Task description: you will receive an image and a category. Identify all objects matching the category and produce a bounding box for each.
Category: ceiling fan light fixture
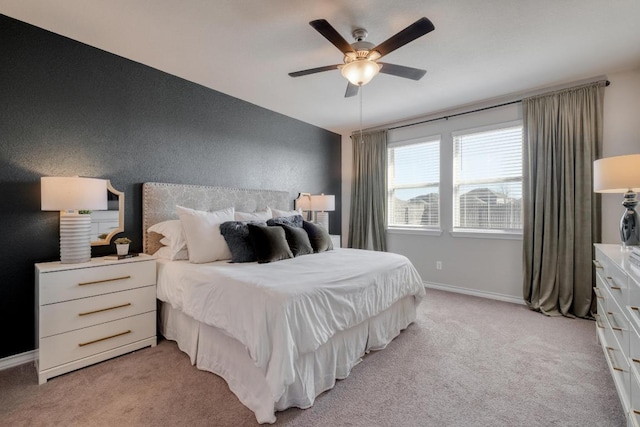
[340,59,381,86]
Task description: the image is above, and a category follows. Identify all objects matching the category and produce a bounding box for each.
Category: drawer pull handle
[634,409,640,416]
[78,330,131,347]
[606,312,623,331]
[633,358,640,365]
[605,346,625,372]
[594,314,605,329]
[633,306,639,311]
[78,303,132,317]
[78,275,131,286]
[606,276,622,291]
[593,260,603,269]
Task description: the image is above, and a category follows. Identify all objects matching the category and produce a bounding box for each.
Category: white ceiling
[2,0,640,135]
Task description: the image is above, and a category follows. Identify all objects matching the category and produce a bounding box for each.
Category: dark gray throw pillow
[247,224,293,263]
[267,214,303,228]
[302,221,333,253]
[281,224,313,257]
[220,220,266,263]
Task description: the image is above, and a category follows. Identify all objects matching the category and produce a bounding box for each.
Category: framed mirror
[91,180,124,246]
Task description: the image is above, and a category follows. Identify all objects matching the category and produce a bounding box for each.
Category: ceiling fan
[289,17,435,97]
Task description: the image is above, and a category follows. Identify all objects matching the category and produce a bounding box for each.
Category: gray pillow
[220,221,266,263]
[267,214,303,228]
[302,221,333,253]
[247,224,293,263]
[281,224,313,257]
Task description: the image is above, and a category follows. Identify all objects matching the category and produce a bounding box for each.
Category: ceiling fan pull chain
[360,85,364,143]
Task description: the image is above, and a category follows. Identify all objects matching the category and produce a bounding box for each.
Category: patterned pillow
[302,221,333,253]
[267,214,303,228]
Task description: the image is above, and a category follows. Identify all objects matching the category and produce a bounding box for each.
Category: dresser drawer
[39,285,156,338]
[630,275,640,329]
[631,372,640,425]
[603,326,631,412]
[39,260,155,305]
[595,252,629,312]
[630,323,640,376]
[38,311,155,371]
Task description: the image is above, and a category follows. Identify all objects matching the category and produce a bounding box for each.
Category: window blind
[453,123,523,231]
[388,138,440,228]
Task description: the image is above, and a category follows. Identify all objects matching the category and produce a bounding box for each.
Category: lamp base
[620,191,640,247]
[59,213,92,263]
[316,211,329,231]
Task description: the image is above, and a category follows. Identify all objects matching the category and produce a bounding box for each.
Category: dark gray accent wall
[0,15,341,359]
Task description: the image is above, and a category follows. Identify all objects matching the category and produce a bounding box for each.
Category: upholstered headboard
[142,182,291,255]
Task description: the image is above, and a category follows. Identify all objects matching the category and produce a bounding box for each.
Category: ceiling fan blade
[378,63,427,80]
[345,82,359,98]
[368,17,435,59]
[310,19,356,55]
[289,64,341,77]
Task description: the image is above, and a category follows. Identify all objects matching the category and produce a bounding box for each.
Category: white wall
[341,68,640,302]
[601,68,640,243]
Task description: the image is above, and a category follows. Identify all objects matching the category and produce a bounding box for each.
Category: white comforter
[157,248,425,402]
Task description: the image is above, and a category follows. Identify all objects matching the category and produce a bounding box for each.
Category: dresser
[35,254,157,384]
[594,244,640,426]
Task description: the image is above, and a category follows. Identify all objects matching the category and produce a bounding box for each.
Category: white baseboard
[424,281,525,305]
[0,349,37,371]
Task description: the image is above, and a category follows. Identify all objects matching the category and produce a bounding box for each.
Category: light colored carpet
[0,289,624,426]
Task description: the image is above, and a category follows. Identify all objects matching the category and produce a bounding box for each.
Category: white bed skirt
[159,296,418,424]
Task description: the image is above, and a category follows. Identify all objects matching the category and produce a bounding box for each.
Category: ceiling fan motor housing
[289,17,434,95]
[344,41,380,63]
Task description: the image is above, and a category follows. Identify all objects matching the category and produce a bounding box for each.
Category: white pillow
[153,246,189,261]
[177,205,234,263]
[235,208,272,222]
[270,207,302,218]
[148,220,187,259]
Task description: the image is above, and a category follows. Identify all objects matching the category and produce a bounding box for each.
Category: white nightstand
[330,234,341,248]
[35,254,157,384]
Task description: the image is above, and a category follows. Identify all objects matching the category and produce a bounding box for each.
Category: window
[453,122,523,232]
[387,137,440,229]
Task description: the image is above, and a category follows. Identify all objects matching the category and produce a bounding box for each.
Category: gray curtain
[348,130,387,251]
[523,81,605,317]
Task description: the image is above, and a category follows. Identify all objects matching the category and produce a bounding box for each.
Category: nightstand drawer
[38,311,155,371]
[39,286,156,338]
[39,261,155,305]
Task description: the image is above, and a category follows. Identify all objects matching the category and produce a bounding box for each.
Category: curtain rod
[388,80,610,132]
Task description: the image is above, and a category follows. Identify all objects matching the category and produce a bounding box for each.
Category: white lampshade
[594,154,640,247]
[41,177,108,263]
[593,154,640,193]
[41,177,108,211]
[340,60,381,86]
[310,194,335,212]
[294,193,312,211]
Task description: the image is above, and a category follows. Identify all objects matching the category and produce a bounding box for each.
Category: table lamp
[310,194,335,231]
[294,192,312,221]
[594,154,640,247]
[41,177,108,263]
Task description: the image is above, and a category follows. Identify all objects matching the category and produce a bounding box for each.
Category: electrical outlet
[436,261,442,270]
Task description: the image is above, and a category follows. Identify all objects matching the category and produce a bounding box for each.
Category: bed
[142,182,425,424]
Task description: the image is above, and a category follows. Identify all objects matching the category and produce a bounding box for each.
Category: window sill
[387,228,443,236]
[449,229,523,240]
